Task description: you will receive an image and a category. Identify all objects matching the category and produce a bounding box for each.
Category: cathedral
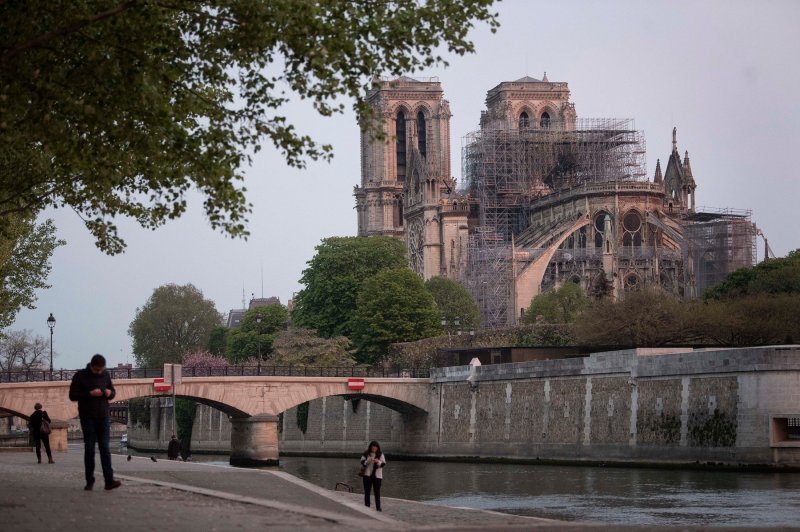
[354,75,761,328]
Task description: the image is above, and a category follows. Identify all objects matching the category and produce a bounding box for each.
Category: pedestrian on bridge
[29,403,54,464]
[69,354,121,491]
[360,440,386,512]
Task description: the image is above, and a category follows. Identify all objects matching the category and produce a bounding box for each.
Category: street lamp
[46,313,56,373]
[255,313,263,374]
[441,315,475,348]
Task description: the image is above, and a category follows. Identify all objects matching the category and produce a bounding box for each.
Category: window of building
[417,111,427,158]
[396,111,406,181]
[622,211,643,247]
[771,417,800,446]
[540,112,551,129]
[519,112,529,129]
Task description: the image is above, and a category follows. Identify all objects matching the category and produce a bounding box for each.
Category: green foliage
[128,284,222,367]
[207,326,228,357]
[517,324,576,346]
[226,305,288,363]
[296,401,309,434]
[350,268,440,364]
[574,289,697,346]
[292,236,407,338]
[0,215,64,329]
[175,398,197,459]
[424,277,480,333]
[691,294,800,346]
[521,282,588,325]
[128,398,151,428]
[0,1,499,253]
[269,328,355,367]
[590,272,614,300]
[703,250,800,300]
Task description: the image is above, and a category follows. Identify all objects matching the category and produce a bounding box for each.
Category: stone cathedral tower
[354,76,468,280]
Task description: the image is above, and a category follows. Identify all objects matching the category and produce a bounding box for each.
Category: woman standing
[360,440,386,511]
[29,403,54,464]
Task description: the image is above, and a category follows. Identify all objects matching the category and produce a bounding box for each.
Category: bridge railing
[0,366,430,383]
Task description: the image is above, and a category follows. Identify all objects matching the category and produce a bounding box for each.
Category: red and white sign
[347,378,365,391]
[153,377,171,392]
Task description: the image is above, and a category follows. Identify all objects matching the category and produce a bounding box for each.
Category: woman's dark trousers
[363,476,382,510]
[33,430,52,462]
[80,417,114,485]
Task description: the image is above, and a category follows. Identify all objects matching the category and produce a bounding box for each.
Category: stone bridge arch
[0,376,431,466]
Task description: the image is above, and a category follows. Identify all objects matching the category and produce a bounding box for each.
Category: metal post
[46,313,56,374]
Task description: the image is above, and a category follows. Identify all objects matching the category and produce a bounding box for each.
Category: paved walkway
[2,446,770,531]
[0,445,573,531]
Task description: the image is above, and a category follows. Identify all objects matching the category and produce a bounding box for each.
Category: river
[117,447,800,527]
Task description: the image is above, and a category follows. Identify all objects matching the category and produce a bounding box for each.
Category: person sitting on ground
[29,403,54,464]
[167,435,182,460]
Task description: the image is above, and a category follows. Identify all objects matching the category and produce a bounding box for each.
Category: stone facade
[355,75,760,327]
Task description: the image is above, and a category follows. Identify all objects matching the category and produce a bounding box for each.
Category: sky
[11,0,800,370]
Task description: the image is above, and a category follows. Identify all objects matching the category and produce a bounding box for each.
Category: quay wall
[131,346,800,467]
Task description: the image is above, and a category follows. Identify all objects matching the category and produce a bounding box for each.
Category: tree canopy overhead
[1,1,499,253]
[424,276,480,333]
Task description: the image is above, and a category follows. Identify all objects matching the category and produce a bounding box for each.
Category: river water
[118,448,800,527]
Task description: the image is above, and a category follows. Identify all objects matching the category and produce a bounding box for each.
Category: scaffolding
[683,207,758,295]
[462,118,648,327]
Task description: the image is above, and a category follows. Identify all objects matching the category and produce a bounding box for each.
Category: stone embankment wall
[128,398,233,453]
[284,346,800,467]
[132,346,800,467]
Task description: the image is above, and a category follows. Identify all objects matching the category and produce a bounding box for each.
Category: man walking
[69,354,121,491]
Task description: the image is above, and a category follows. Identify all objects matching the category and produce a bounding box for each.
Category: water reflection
[276,457,800,527]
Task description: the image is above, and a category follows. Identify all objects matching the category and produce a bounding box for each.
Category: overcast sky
[11,0,799,370]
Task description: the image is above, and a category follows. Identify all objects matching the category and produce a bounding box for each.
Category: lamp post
[255,312,263,374]
[441,315,475,349]
[46,313,56,374]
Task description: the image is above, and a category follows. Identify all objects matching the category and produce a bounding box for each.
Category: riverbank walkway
[0,445,575,531]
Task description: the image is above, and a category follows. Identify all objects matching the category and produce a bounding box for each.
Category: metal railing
[0,366,430,383]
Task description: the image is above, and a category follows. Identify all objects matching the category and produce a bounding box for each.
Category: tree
[350,268,440,364]
[703,250,800,300]
[521,282,588,325]
[1,2,499,254]
[292,236,407,338]
[226,305,288,363]
[269,328,355,367]
[207,325,228,357]
[0,215,64,329]
[424,276,480,333]
[0,329,50,371]
[691,294,800,346]
[574,289,697,347]
[128,284,222,367]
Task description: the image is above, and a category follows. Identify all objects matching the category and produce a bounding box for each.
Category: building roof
[514,75,541,83]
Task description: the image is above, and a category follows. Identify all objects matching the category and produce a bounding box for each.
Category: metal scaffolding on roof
[462,118,648,327]
[682,207,758,295]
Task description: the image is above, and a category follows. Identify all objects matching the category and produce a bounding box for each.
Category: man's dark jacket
[69,364,116,419]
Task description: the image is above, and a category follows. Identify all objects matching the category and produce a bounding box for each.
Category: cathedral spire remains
[654,159,663,183]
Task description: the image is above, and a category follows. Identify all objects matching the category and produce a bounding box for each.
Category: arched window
[540,112,551,129]
[396,111,406,181]
[519,112,529,129]
[417,111,427,158]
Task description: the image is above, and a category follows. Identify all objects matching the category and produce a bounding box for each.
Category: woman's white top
[360,453,387,479]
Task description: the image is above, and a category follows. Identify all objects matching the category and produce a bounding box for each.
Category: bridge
[0,366,432,465]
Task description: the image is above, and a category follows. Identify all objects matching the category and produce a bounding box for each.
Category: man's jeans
[80,417,113,485]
